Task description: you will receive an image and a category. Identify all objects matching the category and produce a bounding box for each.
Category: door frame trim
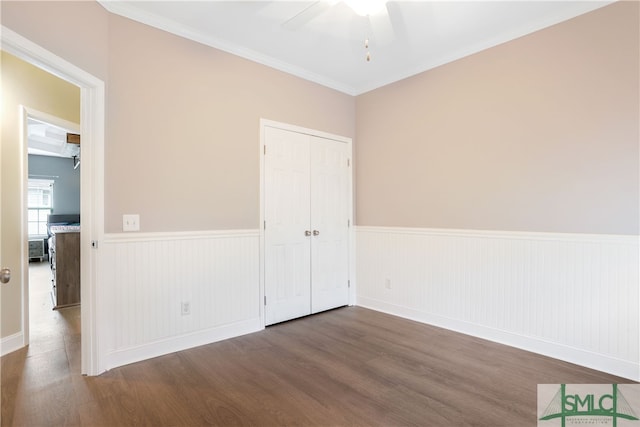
[1,26,106,375]
[259,119,354,327]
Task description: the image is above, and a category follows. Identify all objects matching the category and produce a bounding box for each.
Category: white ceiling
[99,1,613,95]
[28,118,80,158]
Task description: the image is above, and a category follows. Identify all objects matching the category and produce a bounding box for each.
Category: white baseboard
[358,296,639,381]
[100,230,261,371]
[1,332,25,357]
[356,226,639,381]
[105,317,262,370]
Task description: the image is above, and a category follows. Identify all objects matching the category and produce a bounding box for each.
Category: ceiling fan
[282,0,398,52]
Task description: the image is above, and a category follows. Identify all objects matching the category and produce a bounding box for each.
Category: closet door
[264,127,312,325]
[310,137,350,313]
[264,125,351,326]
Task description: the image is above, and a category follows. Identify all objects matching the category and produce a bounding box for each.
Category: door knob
[0,268,11,284]
[305,230,312,237]
[313,230,320,236]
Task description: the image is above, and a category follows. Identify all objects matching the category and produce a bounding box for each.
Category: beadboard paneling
[101,230,261,369]
[356,226,640,380]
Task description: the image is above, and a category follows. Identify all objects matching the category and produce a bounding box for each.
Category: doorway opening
[26,113,82,370]
[2,26,105,375]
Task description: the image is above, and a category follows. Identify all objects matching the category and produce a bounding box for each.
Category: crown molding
[98,1,359,95]
[99,1,614,97]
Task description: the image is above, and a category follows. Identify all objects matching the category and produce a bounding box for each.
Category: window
[28,179,54,237]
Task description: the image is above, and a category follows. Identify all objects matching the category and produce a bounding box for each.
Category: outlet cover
[181,301,191,316]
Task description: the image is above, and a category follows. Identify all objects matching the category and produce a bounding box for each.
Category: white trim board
[106,317,261,370]
[24,107,80,134]
[0,332,24,357]
[103,229,259,243]
[355,226,640,381]
[1,26,106,376]
[358,297,639,381]
[98,1,355,95]
[356,225,639,243]
[97,1,614,96]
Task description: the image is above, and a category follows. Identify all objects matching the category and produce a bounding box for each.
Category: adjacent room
[1,0,638,425]
[27,114,82,361]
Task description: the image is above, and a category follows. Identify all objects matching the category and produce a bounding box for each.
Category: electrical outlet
[385,278,392,290]
[122,214,140,232]
[181,301,191,316]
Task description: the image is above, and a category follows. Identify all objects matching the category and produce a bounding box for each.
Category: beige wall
[2,2,354,235]
[2,1,355,232]
[355,1,639,235]
[0,51,80,337]
[7,1,634,236]
[106,14,355,232]
[1,1,109,81]
[1,1,355,340]
[2,1,637,344]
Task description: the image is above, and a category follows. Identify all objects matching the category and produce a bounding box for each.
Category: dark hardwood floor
[2,297,634,426]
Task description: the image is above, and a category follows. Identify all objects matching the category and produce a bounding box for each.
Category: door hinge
[347,158,350,167]
[264,145,266,155]
[91,240,98,249]
[348,280,351,288]
[348,219,350,227]
[264,220,266,230]
[264,295,267,305]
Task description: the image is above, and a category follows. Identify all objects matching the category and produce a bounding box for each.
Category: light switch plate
[122,214,140,232]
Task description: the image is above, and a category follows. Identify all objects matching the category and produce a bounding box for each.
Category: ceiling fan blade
[369,3,396,46]
[282,1,337,31]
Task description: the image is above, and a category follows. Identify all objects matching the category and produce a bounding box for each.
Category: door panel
[310,137,349,313]
[264,127,350,325]
[264,127,311,325]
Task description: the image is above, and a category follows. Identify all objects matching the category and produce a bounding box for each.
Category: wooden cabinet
[50,232,80,309]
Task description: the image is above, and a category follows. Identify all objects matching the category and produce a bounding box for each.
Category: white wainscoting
[100,230,261,370]
[356,226,640,381]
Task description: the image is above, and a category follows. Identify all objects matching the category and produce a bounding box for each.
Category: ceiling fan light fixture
[343,0,388,16]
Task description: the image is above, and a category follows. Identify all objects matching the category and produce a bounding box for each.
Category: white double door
[264,126,350,326]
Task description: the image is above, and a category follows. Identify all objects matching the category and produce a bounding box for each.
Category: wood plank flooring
[2,301,635,426]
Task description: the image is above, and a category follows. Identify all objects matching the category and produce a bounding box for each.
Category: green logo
[539,384,639,427]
